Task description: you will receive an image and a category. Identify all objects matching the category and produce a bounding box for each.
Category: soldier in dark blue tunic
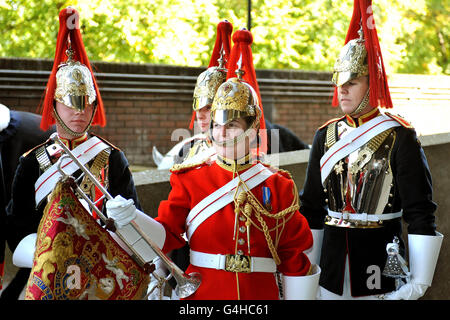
[3,8,141,300]
[300,0,443,300]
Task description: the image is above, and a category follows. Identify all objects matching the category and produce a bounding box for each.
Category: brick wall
[1,58,339,166]
[93,95,195,166]
[273,100,342,143]
[2,58,448,166]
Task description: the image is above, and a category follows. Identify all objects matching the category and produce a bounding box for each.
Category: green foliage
[0,0,447,75]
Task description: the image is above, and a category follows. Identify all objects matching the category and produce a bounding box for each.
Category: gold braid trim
[366,128,394,152]
[80,148,111,199]
[235,169,300,266]
[325,121,337,149]
[170,159,208,173]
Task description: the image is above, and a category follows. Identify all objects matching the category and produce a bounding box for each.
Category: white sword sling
[185,163,274,240]
[185,163,278,274]
[34,136,110,206]
[320,114,401,185]
[319,114,402,222]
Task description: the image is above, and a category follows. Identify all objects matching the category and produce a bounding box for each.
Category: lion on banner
[24,178,149,300]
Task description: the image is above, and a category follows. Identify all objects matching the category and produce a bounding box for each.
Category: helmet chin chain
[349,88,370,117]
[53,106,95,138]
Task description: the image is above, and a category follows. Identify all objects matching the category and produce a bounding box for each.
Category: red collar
[58,133,88,150]
[345,108,380,128]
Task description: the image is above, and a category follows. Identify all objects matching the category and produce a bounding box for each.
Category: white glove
[107,196,166,263]
[382,282,428,300]
[13,233,37,268]
[304,229,323,266]
[283,264,321,300]
[106,195,137,229]
[381,232,443,300]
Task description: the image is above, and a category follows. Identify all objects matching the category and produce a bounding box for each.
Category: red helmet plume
[332,0,393,109]
[39,7,106,131]
[189,20,233,129]
[226,28,266,130]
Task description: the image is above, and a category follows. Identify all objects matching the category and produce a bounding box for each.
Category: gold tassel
[244,202,252,254]
[233,190,247,240]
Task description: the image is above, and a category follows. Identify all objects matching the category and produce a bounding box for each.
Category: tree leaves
[0,0,447,75]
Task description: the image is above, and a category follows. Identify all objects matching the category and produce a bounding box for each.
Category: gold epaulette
[318,115,346,130]
[91,134,120,150]
[170,159,209,174]
[275,167,295,181]
[385,112,414,129]
[22,138,52,158]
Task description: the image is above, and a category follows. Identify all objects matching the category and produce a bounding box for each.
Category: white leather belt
[327,209,403,222]
[190,250,277,273]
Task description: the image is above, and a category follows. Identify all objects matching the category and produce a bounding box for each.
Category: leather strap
[320,115,400,185]
[34,136,109,206]
[327,209,403,222]
[185,163,274,240]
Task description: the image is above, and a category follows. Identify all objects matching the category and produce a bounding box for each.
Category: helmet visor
[193,95,213,111]
[211,109,252,126]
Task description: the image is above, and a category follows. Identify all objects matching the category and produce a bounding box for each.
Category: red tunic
[156,161,312,300]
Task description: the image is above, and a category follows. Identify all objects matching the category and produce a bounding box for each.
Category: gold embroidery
[225,254,251,273]
[33,232,76,287]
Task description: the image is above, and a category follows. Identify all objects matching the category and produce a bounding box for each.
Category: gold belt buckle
[225,254,251,273]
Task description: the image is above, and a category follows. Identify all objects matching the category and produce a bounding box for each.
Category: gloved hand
[381,282,428,300]
[106,195,137,229]
[381,232,443,300]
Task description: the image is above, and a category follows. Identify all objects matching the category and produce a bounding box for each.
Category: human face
[55,101,94,139]
[337,76,371,117]
[212,118,252,160]
[196,104,211,133]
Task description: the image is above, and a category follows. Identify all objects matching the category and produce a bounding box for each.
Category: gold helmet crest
[211,76,260,128]
[192,65,227,111]
[332,27,368,87]
[54,49,97,112]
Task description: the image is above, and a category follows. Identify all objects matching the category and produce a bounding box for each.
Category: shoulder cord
[233,168,299,265]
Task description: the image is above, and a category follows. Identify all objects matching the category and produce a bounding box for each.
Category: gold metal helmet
[54,48,97,112]
[211,65,261,129]
[332,27,368,87]
[192,66,227,111]
[192,51,227,111]
[210,74,261,148]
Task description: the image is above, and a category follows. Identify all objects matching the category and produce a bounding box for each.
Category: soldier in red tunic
[7,7,145,300]
[107,28,320,300]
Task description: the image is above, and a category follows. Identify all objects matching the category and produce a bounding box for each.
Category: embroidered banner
[25,178,149,300]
